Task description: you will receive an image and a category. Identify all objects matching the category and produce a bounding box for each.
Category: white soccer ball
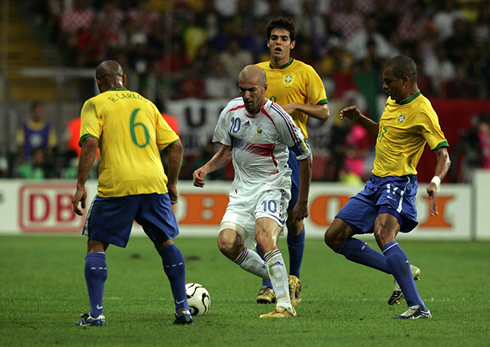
[185,283,211,316]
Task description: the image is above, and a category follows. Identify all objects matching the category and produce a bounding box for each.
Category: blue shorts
[83,193,179,248]
[287,147,300,211]
[336,174,419,234]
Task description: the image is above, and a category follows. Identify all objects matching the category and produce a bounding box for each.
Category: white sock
[264,249,290,308]
[234,248,270,280]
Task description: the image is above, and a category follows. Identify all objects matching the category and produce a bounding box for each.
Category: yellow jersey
[80,86,179,197]
[257,58,328,138]
[373,92,448,177]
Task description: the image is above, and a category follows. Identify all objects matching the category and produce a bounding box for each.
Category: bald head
[239,65,267,85]
[238,65,268,114]
[95,60,125,92]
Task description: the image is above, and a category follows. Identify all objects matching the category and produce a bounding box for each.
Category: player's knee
[373,226,395,248]
[217,229,238,259]
[286,217,303,235]
[153,236,172,252]
[324,219,350,250]
[324,228,338,250]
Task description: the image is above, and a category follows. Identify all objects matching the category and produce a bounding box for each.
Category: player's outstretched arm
[282,103,330,121]
[340,106,379,136]
[193,145,232,188]
[73,136,98,216]
[427,147,451,216]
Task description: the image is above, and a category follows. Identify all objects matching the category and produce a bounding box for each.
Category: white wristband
[431,176,441,191]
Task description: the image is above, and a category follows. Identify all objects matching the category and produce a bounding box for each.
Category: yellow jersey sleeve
[80,99,102,143]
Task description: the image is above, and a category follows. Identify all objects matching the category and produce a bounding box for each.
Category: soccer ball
[185,283,211,316]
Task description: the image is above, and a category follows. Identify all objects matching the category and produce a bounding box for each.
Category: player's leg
[375,211,430,319]
[255,245,275,304]
[218,224,270,280]
[256,151,304,304]
[255,189,296,318]
[81,239,108,326]
[325,197,391,274]
[285,151,305,279]
[156,238,192,325]
[256,217,296,318]
[76,195,136,326]
[137,193,192,325]
[375,176,426,311]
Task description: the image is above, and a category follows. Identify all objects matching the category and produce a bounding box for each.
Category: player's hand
[427,183,438,216]
[72,186,87,216]
[291,202,308,221]
[167,183,178,205]
[340,106,362,122]
[193,168,207,188]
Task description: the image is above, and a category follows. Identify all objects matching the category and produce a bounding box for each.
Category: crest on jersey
[398,114,406,123]
[254,125,263,141]
[283,73,295,87]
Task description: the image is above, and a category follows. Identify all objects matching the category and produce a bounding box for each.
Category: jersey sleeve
[420,107,449,150]
[212,103,232,146]
[79,99,102,144]
[305,64,328,105]
[274,103,311,160]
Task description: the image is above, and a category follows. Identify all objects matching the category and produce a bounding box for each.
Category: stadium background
[0,0,489,238]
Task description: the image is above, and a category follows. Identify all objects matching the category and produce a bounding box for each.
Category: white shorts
[220,188,290,249]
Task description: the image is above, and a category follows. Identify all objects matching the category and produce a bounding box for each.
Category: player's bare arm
[166,139,184,205]
[193,145,232,188]
[340,106,379,136]
[427,147,451,216]
[282,103,330,121]
[73,136,98,216]
[290,155,312,221]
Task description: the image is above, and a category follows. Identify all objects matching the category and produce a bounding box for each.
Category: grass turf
[0,235,489,346]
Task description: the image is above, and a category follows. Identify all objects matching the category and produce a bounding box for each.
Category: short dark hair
[31,101,43,110]
[385,55,417,81]
[267,17,297,42]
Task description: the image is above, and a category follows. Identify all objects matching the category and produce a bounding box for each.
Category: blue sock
[336,238,391,273]
[382,241,427,311]
[159,244,189,311]
[85,252,107,318]
[256,246,272,288]
[287,228,305,278]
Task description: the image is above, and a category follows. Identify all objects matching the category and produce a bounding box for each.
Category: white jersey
[213,98,310,196]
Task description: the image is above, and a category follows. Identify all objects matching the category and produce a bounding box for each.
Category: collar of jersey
[269,58,294,69]
[398,91,421,105]
[107,86,127,91]
[26,118,47,129]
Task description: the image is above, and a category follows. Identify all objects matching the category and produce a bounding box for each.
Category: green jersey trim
[107,86,127,91]
[433,141,449,150]
[269,58,294,69]
[399,91,421,105]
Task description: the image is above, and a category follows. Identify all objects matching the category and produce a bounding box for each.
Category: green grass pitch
[0,235,489,346]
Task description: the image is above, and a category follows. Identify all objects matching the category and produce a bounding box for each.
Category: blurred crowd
[29,0,490,100]
[4,0,489,182]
